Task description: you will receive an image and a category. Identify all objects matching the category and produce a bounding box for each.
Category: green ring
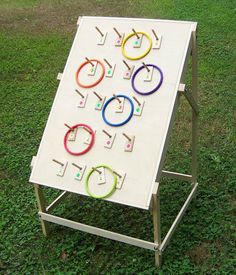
[85,165,117,199]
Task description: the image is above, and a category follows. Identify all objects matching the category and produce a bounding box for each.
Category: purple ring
[131,64,163,95]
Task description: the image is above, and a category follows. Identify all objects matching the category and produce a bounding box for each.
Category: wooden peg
[132,96,141,106]
[83,127,92,135]
[85,57,94,67]
[123,60,131,70]
[132,28,140,39]
[113,170,122,178]
[152,29,159,40]
[64,123,73,130]
[75,89,84,98]
[103,58,112,69]
[52,159,64,166]
[72,162,82,170]
[92,167,102,174]
[142,62,150,72]
[113,27,121,38]
[95,26,104,37]
[102,129,112,138]
[122,133,131,142]
[113,94,121,103]
[93,91,102,101]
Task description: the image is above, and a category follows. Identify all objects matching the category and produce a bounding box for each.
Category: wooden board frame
[31,17,198,267]
[30,16,197,210]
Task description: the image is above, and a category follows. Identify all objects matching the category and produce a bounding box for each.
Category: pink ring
[64,124,95,156]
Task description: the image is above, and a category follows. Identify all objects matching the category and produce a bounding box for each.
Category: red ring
[64,124,95,156]
[75,59,105,88]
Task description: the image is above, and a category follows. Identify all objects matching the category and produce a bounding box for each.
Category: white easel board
[30,16,196,210]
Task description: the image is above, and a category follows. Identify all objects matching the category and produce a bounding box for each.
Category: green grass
[0,0,235,274]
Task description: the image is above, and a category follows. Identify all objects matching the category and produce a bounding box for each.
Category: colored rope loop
[85,165,117,199]
[75,59,105,88]
[102,95,134,127]
[131,64,164,95]
[64,124,95,156]
[121,31,152,60]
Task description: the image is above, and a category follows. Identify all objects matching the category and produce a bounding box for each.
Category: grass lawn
[0,0,235,274]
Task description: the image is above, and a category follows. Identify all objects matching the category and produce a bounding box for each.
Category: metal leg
[34,184,50,236]
[152,183,161,267]
[191,30,198,186]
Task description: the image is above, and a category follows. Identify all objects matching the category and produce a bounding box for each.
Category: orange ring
[75,59,105,88]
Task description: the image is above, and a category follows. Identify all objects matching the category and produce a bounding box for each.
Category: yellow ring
[121,31,152,60]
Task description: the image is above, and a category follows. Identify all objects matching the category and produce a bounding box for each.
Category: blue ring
[131,64,164,95]
[102,95,134,127]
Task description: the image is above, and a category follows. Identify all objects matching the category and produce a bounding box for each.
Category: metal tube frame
[33,29,198,268]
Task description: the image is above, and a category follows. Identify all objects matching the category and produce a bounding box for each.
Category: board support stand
[31,25,198,268]
[34,184,50,237]
[152,183,161,267]
[191,29,198,187]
